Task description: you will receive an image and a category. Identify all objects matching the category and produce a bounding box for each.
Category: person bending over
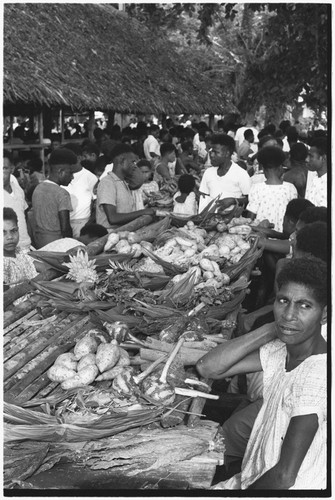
[96,144,154,231]
[197,257,327,490]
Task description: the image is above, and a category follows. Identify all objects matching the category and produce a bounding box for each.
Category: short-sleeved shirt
[32,180,72,236]
[3,249,38,286]
[247,181,297,232]
[173,191,198,216]
[96,172,135,230]
[198,162,251,213]
[64,168,97,221]
[143,135,160,161]
[4,177,31,250]
[305,172,327,207]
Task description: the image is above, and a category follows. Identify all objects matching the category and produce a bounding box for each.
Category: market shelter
[4,212,262,490]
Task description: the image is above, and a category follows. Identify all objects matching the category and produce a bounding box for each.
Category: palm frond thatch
[4,4,232,114]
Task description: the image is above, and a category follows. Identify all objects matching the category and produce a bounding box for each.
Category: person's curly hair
[276,257,327,306]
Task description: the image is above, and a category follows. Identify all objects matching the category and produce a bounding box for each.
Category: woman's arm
[248,414,319,489]
[196,322,276,379]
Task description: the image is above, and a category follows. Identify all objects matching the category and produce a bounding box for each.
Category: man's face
[59,165,74,186]
[3,219,19,256]
[139,165,152,182]
[248,133,255,144]
[3,157,12,185]
[307,147,324,172]
[274,282,326,346]
[167,150,176,163]
[210,144,231,167]
[122,153,139,177]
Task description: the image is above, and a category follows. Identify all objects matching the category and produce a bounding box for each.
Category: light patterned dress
[214,339,327,490]
[247,181,297,231]
[3,248,38,305]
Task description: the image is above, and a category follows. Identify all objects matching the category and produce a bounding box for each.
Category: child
[173,174,197,216]
[3,208,39,300]
[246,146,297,232]
[137,160,159,204]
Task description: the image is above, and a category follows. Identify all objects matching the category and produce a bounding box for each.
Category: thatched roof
[4,3,231,114]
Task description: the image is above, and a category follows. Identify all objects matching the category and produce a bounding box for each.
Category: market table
[4,309,225,490]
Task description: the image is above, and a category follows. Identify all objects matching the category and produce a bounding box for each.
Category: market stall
[4,209,263,490]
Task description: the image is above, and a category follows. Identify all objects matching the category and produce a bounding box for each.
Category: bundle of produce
[104,217,170,252]
[106,260,170,291]
[139,246,186,276]
[4,401,164,443]
[158,303,206,343]
[158,266,201,307]
[190,274,250,309]
[147,191,173,208]
[223,236,263,280]
[206,289,247,320]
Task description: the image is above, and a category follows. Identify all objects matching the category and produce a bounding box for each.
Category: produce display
[8,213,264,445]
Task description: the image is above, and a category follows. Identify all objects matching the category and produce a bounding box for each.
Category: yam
[47,365,77,383]
[54,353,77,371]
[77,353,96,371]
[61,365,98,390]
[74,333,98,361]
[95,365,126,382]
[116,348,131,367]
[96,343,120,373]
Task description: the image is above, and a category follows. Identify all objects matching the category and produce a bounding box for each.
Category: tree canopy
[126,3,329,115]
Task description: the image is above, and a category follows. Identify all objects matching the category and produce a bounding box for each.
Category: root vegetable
[131,243,142,258]
[47,365,77,383]
[61,364,98,390]
[115,240,132,254]
[113,355,167,396]
[104,233,120,252]
[54,353,77,371]
[216,222,228,232]
[210,260,222,279]
[199,258,214,273]
[203,270,214,280]
[77,353,96,371]
[96,343,120,373]
[218,245,230,257]
[228,225,252,236]
[95,365,126,382]
[74,333,98,361]
[117,347,131,367]
[140,241,153,252]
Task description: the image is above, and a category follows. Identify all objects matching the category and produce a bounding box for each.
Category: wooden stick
[160,337,185,384]
[175,388,218,400]
[134,354,167,384]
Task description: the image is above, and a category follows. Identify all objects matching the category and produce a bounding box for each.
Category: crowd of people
[3,115,328,489]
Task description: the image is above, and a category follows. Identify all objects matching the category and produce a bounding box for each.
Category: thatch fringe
[4,4,232,114]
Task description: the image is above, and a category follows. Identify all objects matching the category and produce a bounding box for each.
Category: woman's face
[274,281,326,346]
[3,219,19,256]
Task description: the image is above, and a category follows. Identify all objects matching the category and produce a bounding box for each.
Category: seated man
[96,144,154,231]
[31,148,76,248]
[198,257,327,490]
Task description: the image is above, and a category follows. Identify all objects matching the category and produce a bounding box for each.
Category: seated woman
[3,208,41,302]
[197,257,327,490]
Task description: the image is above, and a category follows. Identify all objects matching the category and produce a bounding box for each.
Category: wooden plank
[4,312,73,360]
[4,309,38,335]
[4,315,89,389]
[5,317,94,403]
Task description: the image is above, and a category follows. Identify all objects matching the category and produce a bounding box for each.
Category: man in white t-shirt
[305,137,327,207]
[198,134,251,213]
[3,151,31,250]
[63,144,98,237]
[235,124,259,152]
[143,125,160,161]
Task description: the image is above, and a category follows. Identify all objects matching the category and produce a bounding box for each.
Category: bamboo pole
[38,109,45,173]
[60,108,64,143]
[88,110,95,141]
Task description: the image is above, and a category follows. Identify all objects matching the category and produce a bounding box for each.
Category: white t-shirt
[193,133,207,159]
[143,135,160,161]
[4,177,31,250]
[64,168,97,221]
[247,181,297,232]
[305,172,327,207]
[198,162,251,213]
[235,126,259,146]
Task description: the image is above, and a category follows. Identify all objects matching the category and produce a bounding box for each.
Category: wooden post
[88,110,95,141]
[60,108,65,143]
[9,115,13,142]
[208,113,214,131]
[38,110,45,172]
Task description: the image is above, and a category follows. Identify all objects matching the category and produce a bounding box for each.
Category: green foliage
[126,3,329,112]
